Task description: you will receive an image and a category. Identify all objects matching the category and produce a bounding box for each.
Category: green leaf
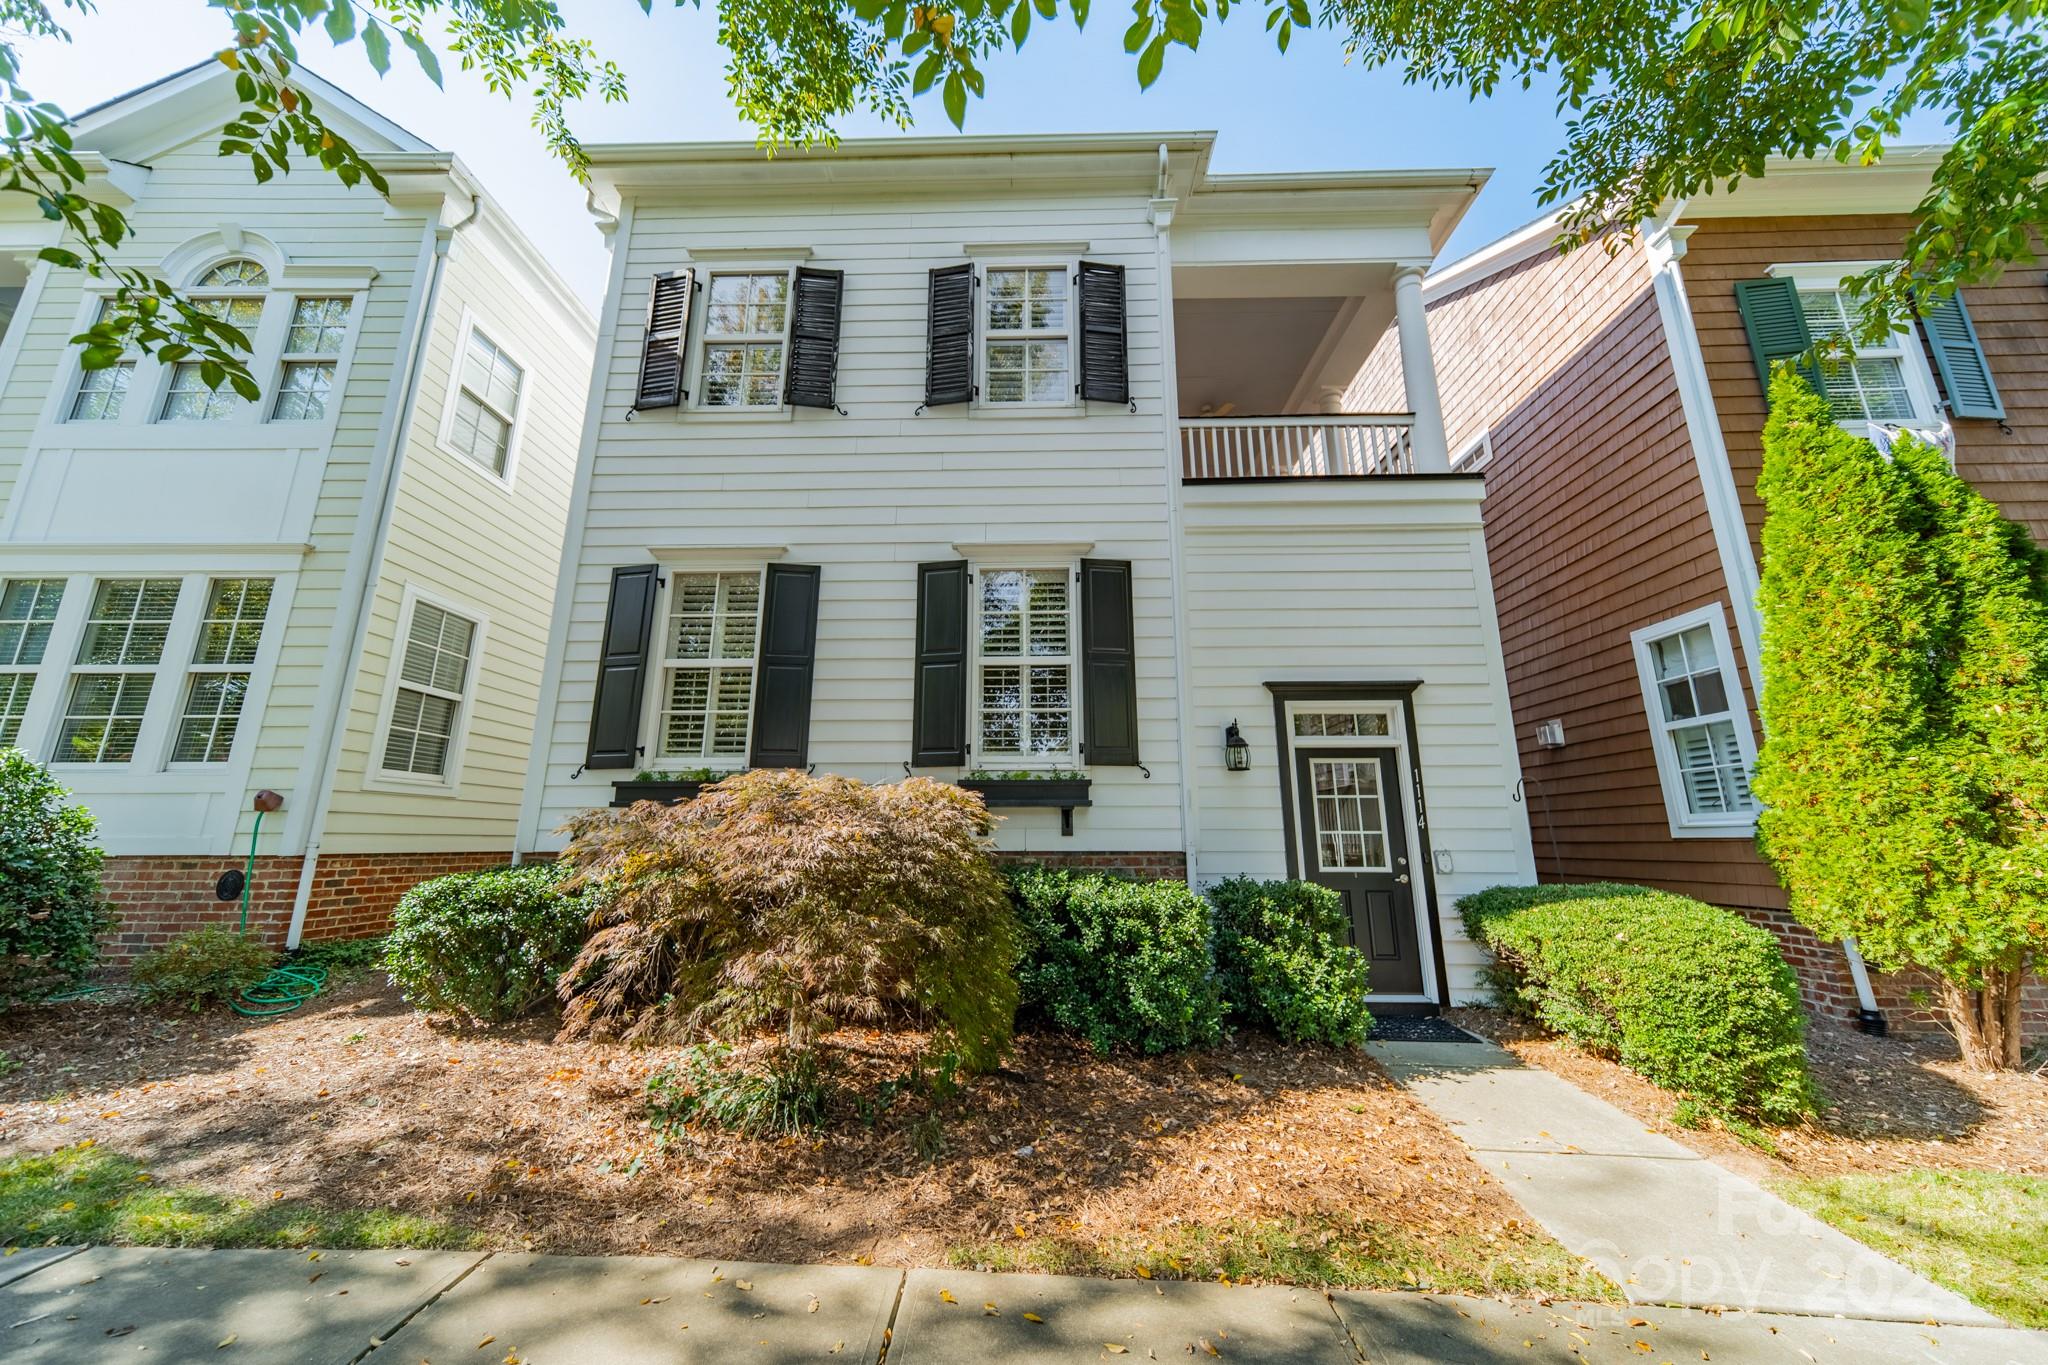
[1033,0,1056,16]
[912,51,944,96]
[37,247,82,270]
[325,0,356,43]
[1275,19,1289,51]
[361,20,391,75]
[1123,14,1152,51]
[230,372,262,402]
[1011,0,1031,46]
[1137,33,1167,87]
[942,69,967,128]
[1072,0,1090,25]
[1288,0,1309,26]
[401,30,443,86]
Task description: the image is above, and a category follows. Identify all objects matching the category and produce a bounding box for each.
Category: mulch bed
[0,984,1562,1276]
[1445,1006,2048,1182]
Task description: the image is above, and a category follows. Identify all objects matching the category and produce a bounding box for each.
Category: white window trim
[1629,603,1761,839]
[638,561,766,772]
[163,577,280,770]
[435,305,530,491]
[263,291,367,428]
[48,575,192,769]
[689,265,796,414]
[967,559,1083,771]
[364,583,489,795]
[1451,430,1493,473]
[1766,261,1946,437]
[972,258,1082,415]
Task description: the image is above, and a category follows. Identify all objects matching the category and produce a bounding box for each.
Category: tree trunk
[1940,968,2028,1071]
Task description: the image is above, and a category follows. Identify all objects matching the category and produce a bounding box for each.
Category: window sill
[966,403,1088,420]
[362,770,460,797]
[1665,814,1759,840]
[681,405,796,423]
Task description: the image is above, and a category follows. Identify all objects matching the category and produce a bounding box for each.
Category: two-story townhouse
[0,63,595,957]
[1349,147,2045,1036]
[517,133,1537,1013]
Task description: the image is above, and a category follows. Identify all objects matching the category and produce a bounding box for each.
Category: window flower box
[609,770,729,808]
[958,772,1092,835]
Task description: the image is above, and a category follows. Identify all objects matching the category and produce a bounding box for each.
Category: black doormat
[1369,1015,1480,1043]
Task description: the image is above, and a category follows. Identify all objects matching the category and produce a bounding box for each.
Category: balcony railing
[1180,414,1415,481]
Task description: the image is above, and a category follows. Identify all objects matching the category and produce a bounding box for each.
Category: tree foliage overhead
[6,0,2041,388]
[1751,369,2048,1070]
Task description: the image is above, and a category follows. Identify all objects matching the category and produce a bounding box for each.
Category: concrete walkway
[6,1246,2046,1363]
[1370,1038,2004,1325]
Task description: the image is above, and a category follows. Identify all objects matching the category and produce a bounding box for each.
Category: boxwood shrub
[1009,867,1223,1054]
[0,750,115,1004]
[1459,882,1814,1122]
[1208,876,1372,1046]
[385,863,600,1022]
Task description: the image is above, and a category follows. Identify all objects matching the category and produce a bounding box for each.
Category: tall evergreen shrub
[0,750,114,1003]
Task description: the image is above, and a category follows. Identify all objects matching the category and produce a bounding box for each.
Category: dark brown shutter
[1920,292,2004,420]
[924,264,975,407]
[1732,276,1824,401]
[748,564,821,769]
[585,563,660,770]
[785,268,845,410]
[1077,260,1128,404]
[1079,558,1139,766]
[910,560,969,765]
[634,269,694,410]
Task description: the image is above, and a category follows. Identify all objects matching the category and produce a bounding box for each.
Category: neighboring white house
[0,63,594,955]
[518,133,1536,1011]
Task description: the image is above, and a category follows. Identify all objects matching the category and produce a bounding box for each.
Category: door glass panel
[1308,758,1391,871]
[1293,710,1392,737]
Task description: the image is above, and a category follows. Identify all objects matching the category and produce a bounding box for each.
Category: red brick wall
[100,852,510,961]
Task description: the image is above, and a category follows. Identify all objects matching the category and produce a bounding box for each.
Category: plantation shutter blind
[748,563,822,769]
[1919,292,2004,420]
[784,268,845,410]
[1078,558,1140,766]
[1076,260,1129,404]
[585,563,661,769]
[1732,277,1824,402]
[924,264,976,407]
[634,270,695,410]
[1676,721,1753,815]
[910,560,969,765]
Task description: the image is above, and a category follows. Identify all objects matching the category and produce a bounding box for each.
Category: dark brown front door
[1292,747,1424,997]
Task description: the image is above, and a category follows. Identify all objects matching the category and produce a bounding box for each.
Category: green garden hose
[226,804,328,1017]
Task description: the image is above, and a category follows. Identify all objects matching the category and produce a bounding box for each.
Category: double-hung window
[654,571,761,763]
[699,272,790,408]
[55,578,181,764]
[273,297,350,421]
[983,266,1070,405]
[0,578,64,747]
[1631,606,1759,834]
[380,599,478,781]
[68,299,134,422]
[446,327,523,475]
[1773,267,1943,430]
[162,259,267,422]
[171,578,273,763]
[974,566,1076,763]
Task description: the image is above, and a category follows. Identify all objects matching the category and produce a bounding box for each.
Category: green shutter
[1920,292,2005,421]
[1732,277,1823,401]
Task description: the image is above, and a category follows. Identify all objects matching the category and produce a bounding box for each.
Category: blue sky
[16,2,1778,305]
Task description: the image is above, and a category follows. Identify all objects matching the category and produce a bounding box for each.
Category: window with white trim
[272,296,350,421]
[654,571,761,763]
[0,577,65,748]
[973,566,1076,763]
[380,600,476,778]
[983,266,1070,405]
[1632,608,1758,831]
[170,578,273,763]
[446,327,523,474]
[698,271,790,408]
[161,261,267,422]
[68,299,134,422]
[54,578,181,764]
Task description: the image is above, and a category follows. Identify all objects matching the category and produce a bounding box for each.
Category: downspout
[1151,142,1199,883]
[284,186,481,948]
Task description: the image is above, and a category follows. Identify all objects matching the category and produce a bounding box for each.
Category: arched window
[195,258,268,289]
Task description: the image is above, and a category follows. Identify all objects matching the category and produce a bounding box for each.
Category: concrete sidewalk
[1370,1038,2003,1325]
[5,1245,2046,1363]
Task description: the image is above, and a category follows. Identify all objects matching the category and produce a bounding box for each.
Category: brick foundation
[100,852,510,961]
[993,850,1189,880]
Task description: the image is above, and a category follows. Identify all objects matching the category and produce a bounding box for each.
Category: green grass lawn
[1772,1168,2048,1329]
[0,1144,479,1253]
[950,1215,1616,1300]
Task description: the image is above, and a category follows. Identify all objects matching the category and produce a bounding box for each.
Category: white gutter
[1151,144,1200,883]
[283,181,481,948]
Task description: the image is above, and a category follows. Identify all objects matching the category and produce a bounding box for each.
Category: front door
[1292,748,1424,997]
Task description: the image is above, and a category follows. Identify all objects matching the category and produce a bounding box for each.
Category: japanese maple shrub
[557,771,1018,1077]
[1461,882,1813,1122]
[384,863,601,1023]
[1208,876,1372,1046]
[0,750,114,1004]
[1753,371,2048,1070]
[1009,867,1224,1054]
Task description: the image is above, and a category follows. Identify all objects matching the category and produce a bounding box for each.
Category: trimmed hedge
[1009,867,1223,1054]
[1459,882,1814,1122]
[385,863,600,1022]
[1209,876,1372,1046]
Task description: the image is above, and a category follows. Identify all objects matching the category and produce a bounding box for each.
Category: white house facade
[518,134,1535,1010]
[0,64,594,955]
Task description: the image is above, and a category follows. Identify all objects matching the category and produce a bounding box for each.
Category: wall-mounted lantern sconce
[1224,719,1251,771]
[1535,719,1566,749]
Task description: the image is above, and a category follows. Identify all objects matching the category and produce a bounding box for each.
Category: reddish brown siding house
[1349,149,2045,1036]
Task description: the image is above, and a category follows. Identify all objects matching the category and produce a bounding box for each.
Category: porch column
[1393,264,1450,472]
